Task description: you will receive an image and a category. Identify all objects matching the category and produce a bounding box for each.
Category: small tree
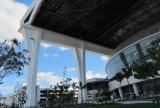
[132,62,159,96]
[146,36,160,106]
[122,68,133,100]
[96,78,110,106]
[145,62,159,78]
[56,65,75,107]
[146,37,160,67]
[40,65,76,107]
[114,72,124,100]
[72,82,77,105]
[53,77,75,107]
[145,62,159,96]
[11,83,27,108]
[42,89,50,107]
[77,81,87,105]
[132,63,147,96]
[0,39,28,83]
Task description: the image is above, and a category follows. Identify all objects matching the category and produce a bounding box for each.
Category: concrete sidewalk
[118,100,152,104]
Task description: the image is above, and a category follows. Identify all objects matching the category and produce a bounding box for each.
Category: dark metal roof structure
[30,0,160,49]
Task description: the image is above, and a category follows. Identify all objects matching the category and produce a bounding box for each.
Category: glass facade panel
[87,82,101,90]
[106,35,160,79]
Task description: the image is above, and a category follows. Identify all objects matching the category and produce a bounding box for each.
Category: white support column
[73,47,82,103]
[112,91,117,97]
[81,43,87,102]
[22,28,42,108]
[132,83,139,96]
[118,88,123,100]
[22,29,33,108]
[28,0,44,24]
[73,42,87,103]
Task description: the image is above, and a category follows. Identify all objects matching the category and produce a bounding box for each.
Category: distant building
[3,83,79,107]
[4,78,106,107]
[3,83,40,108]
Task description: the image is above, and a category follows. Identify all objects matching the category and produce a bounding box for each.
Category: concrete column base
[132,83,139,96]
[118,87,123,100]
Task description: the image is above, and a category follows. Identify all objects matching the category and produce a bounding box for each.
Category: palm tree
[72,82,77,105]
[115,72,124,100]
[77,81,87,105]
[122,68,133,100]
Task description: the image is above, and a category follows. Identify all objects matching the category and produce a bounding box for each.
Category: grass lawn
[47,103,160,108]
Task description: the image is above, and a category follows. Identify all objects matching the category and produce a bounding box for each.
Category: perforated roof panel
[30,0,160,49]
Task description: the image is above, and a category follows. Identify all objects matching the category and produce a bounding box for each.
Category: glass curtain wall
[106,35,160,79]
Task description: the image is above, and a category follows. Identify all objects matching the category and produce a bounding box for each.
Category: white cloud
[37,82,47,88]
[70,77,78,83]
[37,72,62,85]
[101,56,108,61]
[37,72,78,86]
[86,71,107,79]
[44,53,51,58]
[103,75,107,77]
[44,53,49,57]
[44,53,59,58]
[0,86,14,90]
[14,78,25,82]
[37,71,107,86]
[94,73,102,78]
[41,43,55,49]
[54,53,58,57]
[86,71,94,79]
[0,0,28,42]
[59,47,69,51]
[67,68,76,71]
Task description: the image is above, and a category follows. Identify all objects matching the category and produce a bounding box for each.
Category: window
[151,30,154,34]
[130,51,139,62]
[155,28,158,33]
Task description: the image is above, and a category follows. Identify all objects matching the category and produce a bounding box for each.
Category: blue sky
[0,0,108,96]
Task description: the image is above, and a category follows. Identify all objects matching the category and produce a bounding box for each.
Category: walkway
[118,99,154,104]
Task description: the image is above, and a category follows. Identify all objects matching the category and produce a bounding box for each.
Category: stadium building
[107,26,160,100]
[18,0,160,107]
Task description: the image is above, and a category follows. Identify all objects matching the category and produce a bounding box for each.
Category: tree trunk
[141,79,146,97]
[148,77,154,97]
[127,79,132,100]
[120,83,124,100]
